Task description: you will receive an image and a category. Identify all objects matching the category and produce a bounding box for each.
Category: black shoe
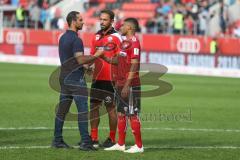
[101,137,115,148]
[79,142,97,151]
[51,140,72,149]
[91,140,100,148]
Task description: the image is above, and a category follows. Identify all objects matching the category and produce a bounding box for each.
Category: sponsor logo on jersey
[134,48,140,56]
[96,34,100,40]
[107,36,113,42]
[119,51,127,57]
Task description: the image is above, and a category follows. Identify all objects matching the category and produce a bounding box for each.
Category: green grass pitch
[0,62,240,160]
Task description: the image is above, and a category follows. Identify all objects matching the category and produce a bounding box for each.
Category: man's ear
[72,20,76,26]
[111,19,114,24]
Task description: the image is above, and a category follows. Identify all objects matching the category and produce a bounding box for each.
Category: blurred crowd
[1,0,239,38]
[144,0,233,36]
[1,0,64,30]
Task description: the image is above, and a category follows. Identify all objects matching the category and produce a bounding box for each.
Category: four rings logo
[177,38,200,53]
[6,32,25,44]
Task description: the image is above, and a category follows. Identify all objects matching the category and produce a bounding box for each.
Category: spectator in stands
[155,1,163,17]
[233,26,240,38]
[42,0,49,9]
[174,0,181,4]
[15,4,25,28]
[155,12,166,33]
[228,0,236,5]
[219,1,229,34]
[51,8,65,30]
[40,8,48,29]
[188,3,199,34]
[83,0,89,11]
[167,11,174,34]
[145,18,156,33]
[173,9,184,34]
[151,0,159,3]
[29,3,42,29]
[37,0,43,7]
[198,2,215,36]
[161,1,172,15]
[185,14,194,35]
[27,0,36,10]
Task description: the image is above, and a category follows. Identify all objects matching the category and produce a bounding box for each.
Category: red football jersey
[90,28,122,81]
[116,35,141,87]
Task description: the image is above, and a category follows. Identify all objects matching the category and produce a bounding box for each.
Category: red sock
[109,130,116,143]
[130,115,143,148]
[91,128,98,141]
[117,115,127,146]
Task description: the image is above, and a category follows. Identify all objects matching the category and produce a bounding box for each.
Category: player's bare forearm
[124,59,139,87]
[101,55,118,65]
[75,50,103,64]
[76,55,97,64]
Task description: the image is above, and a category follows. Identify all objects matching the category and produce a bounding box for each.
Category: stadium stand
[1,0,240,36]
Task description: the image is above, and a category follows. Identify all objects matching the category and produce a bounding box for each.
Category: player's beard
[101,24,111,31]
[121,31,127,36]
[120,29,127,36]
[76,25,82,31]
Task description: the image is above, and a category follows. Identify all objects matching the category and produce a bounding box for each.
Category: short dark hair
[66,11,80,27]
[100,9,115,20]
[124,18,141,32]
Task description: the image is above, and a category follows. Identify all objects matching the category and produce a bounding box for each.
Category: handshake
[94,48,105,58]
[94,42,118,58]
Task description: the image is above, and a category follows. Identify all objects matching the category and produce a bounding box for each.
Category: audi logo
[177,38,200,53]
[6,32,25,44]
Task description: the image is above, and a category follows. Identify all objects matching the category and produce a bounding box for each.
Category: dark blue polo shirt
[59,30,84,81]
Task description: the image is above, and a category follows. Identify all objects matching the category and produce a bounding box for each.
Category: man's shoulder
[94,28,122,42]
[110,32,122,42]
[131,36,140,46]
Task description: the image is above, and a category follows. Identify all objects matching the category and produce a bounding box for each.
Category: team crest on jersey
[107,36,113,42]
[132,36,137,42]
[96,34,100,40]
[119,51,127,57]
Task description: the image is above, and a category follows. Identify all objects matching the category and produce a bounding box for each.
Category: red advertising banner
[1,28,240,55]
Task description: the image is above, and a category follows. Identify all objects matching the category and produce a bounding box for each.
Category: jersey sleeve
[73,38,84,56]
[130,40,140,59]
[115,37,122,55]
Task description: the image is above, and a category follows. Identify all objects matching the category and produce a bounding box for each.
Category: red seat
[133,0,151,3]
[235,20,240,27]
[123,11,155,19]
[139,19,147,26]
[122,3,158,11]
[98,0,117,2]
[19,0,28,8]
[85,18,98,25]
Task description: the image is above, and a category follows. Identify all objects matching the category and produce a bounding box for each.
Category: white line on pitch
[0,145,240,150]
[0,127,240,133]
